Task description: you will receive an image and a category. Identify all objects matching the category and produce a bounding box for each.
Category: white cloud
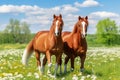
[1,4,80,33]
[21,15,50,25]
[89,11,120,18]
[61,5,79,14]
[89,11,120,26]
[88,11,120,33]
[0,4,119,34]
[63,14,79,31]
[0,4,79,15]
[75,0,100,7]
[0,5,40,13]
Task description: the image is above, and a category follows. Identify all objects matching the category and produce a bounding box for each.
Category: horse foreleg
[40,55,46,74]
[55,54,62,76]
[43,55,47,66]
[59,56,62,74]
[80,54,86,72]
[35,51,42,74]
[64,56,70,73]
[70,55,75,71]
[46,51,52,74]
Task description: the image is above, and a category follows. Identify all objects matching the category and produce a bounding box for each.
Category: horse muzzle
[81,33,87,38]
[55,32,61,36]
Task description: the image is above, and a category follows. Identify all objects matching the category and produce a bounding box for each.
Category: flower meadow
[0,46,120,80]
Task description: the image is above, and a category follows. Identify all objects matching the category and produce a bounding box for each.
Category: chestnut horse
[22,14,64,76]
[62,16,88,73]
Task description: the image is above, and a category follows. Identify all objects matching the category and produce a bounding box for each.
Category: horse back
[62,31,71,37]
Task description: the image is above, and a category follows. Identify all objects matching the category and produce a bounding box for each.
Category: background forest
[0,18,120,46]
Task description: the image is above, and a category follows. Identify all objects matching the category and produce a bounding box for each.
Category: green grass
[0,44,120,80]
[85,56,120,80]
[0,43,27,50]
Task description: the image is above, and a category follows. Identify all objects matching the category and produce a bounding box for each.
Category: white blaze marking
[81,21,86,37]
[55,20,59,36]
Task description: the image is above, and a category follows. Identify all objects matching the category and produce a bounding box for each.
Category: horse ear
[85,16,88,20]
[78,16,81,20]
[53,14,56,19]
[59,14,62,18]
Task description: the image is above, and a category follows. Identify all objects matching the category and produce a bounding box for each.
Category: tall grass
[0,44,120,80]
[0,43,26,50]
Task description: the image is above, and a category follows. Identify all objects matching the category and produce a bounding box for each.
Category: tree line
[0,19,33,44]
[0,18,120,46]
[87,18,120,46]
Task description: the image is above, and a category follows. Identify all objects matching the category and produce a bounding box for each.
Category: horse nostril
[57,32,59,35]
[58,32,61,36]
[55,32,59,36]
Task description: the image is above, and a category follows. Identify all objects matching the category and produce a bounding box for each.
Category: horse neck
[71,24,81,35]
[49,24,55,36]
[71,24,82,44]
[48,24,63,48]
[49,24,62,40]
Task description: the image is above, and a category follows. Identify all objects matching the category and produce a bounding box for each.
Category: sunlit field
[0,44,120,80]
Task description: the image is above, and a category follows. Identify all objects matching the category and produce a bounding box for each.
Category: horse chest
[72,35,81,49]
[48,37,63,50]
[50,43,63,55]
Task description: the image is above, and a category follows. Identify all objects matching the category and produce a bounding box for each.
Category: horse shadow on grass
[83,69,103,77]
[47,69,103,79]
[55,71,72,78]
[57,69,103,77]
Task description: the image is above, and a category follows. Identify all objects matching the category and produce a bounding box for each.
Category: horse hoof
[70,68,74,72]
[80,68,84,72]
[53,75,57,78]
[64,71,66,74]
[58,72,62,76]
[59,70,62,74]
[47,73,52,77]
[47,74,56,78]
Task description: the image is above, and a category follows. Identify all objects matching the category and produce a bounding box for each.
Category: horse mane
[48,21,55,35]
[71,23,78,34]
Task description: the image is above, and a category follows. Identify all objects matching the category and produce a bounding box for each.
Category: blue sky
[0,0,120,34]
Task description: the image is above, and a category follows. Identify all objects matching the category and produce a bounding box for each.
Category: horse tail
[22,39,34,66]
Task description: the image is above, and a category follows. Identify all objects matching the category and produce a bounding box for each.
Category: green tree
[4,19,21,43]
[3,19,31,43]
[96,18,118,45]
[20,22,31,43]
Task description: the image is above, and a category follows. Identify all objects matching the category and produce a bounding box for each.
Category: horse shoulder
[72,34,80,50]
[63,34,73,49]
[34,32,49,52]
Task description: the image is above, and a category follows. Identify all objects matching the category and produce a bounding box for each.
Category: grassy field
[0,44,120,80]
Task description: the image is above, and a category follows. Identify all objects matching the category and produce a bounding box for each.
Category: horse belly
[50,49,63,56]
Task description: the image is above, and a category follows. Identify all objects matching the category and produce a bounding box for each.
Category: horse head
[53,14,64,36]
[77,16,89,38]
